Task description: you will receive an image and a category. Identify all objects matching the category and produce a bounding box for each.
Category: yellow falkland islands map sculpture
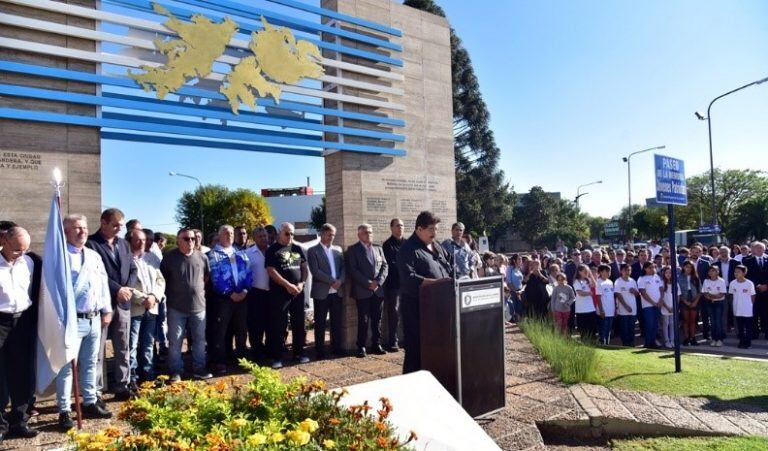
[130,3,324,114]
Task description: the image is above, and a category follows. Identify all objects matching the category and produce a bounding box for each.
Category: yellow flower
[323,439,336,449]
[270,432,285,443]
[286,429,310,446]
[230,418,248,430]
[247,433,267,446]
[299,418,319,433]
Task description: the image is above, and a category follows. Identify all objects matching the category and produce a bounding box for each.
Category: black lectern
[419,276,506,418]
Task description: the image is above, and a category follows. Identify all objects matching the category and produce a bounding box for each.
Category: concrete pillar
[322,0,455,351]
[0,0,101,253]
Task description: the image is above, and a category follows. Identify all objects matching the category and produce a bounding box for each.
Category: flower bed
[69,360,416,450]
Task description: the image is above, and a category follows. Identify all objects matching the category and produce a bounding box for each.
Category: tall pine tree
[404,0,515,239]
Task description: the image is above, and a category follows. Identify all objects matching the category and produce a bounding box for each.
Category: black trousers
[356,295,383,349]
[383,288,400,347]
[267,293,306,360]
[736,316,753,347]
[700,299,712,339]
[211,297,248,365]
[753,296,768,338]
[0,309,35,433]
[246,288,270,359]
[313,293,342,354]
[576,312,598,342]
[400,295,420,374]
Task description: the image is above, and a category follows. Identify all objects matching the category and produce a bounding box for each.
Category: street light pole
[696,76,768,228]
[575,180,603,206]
[622,145,666,241]
[169,171,205,237]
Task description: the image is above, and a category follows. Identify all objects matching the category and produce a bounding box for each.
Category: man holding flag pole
[53,214,114,430]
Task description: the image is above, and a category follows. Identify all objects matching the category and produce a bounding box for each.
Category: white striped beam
[0,12,404,97]
[2,0,404,82]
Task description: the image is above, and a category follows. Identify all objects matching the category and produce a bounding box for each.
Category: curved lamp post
[169,171,204,237]
[622,145,666,239]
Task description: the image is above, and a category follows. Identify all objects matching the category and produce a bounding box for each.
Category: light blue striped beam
[104,0,403,66]
[0,61,404,127]
[0,107,406,156]
[266,0,401,37]
[101,131,323,157]
[101,112,322,141]
[0,83,405,142]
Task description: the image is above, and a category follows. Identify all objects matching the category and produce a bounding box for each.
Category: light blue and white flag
[36,194,78,395]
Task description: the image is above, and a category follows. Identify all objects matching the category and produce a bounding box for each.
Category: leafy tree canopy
[175,184,272,237]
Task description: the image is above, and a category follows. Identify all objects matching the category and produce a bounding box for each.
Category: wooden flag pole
[72,359,83,429]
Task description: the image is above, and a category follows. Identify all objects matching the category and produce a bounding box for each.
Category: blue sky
[102,0,768,232]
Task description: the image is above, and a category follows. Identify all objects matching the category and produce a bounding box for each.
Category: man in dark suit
[381,219,405,351]
[307,224,345,358]
[690,244,712,340]
[609,249,626,283]
[347,224,388,357]
[712,246,738,333]
[743,242,768,339]
[85,208,137,400]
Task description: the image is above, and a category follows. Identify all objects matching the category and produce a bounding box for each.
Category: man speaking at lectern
[397,211,454,374]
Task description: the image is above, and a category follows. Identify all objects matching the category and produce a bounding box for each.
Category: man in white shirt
[307,224,345,358]
[245,227,271,360]
[55,215,113,430]
[648,240,662,259]
[126,229,165,388]
[0,227,38,441]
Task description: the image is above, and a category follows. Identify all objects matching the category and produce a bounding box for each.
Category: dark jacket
[85,231,136,307]
[712,258,738,285]
[396,233,453,300]
[382,235,404,292]
[347,241,388,299]
[744,255,768,301]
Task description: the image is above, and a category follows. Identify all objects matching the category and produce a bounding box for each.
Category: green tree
[513,187,589,248]
[677,169,768,232]
[632,207,668,240]
[727,194,768,242]
[175,184,272,234]
[310,196,326,231]
[585,215,609,241]
[403,0,516,237]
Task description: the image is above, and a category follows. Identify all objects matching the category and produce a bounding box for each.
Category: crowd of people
[493,240,768,352]
[0,209,459,440]
[2,206,767,442]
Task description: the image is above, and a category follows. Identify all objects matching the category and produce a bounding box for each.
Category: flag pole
[53,168,83,430]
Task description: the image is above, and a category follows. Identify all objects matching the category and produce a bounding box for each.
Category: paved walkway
[4,324,768,450]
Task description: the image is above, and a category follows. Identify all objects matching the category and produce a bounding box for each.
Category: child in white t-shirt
[659,266,678,348]
[596,265,615,345]
[614,263,639,347]
[573,264,597,341]
[729,265,756,349]
[638,262,663,348]
[702,265,727,346]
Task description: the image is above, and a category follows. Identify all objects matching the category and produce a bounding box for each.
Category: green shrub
[520,318,601,384]
[69,360,417,450]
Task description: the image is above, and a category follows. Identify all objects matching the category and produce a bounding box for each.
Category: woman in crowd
[523,259,550,318]
[572,264,598,341]
[506,254,524,323]
[496,254,509,284]
[480,252,499,277]
[679,261,701,346]
[708,246,720,260]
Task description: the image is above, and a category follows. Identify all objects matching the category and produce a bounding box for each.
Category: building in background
[262,181,322,242]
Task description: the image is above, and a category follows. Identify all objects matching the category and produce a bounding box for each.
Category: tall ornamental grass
[520,318,601,384]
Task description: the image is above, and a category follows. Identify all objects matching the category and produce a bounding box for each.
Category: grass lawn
[521,319,768,409]
[611,436,768,450]
[595,347,768,409]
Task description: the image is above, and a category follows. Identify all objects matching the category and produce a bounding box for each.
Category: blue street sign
[698,224,722,234]
[655,154,688,206]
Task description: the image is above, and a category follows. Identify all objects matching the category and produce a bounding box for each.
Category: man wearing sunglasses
[0,227,38,442]
[160,228,211,382]
[265,222,310,369]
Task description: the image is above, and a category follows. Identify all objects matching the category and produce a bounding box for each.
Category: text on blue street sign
[654,154,688,206]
